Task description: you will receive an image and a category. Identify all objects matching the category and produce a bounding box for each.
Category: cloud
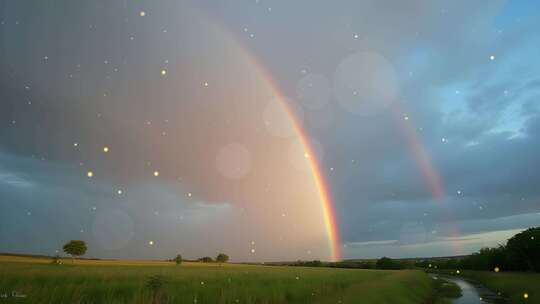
[2,0,540,260]
[318,4,540,254]
[0,151,239,258]
[0,171,33,188]
[345,240,398,248]
[344,228,525,258]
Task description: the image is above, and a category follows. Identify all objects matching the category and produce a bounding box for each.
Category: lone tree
[174,254,183,265]
[63,240,87,262]
[216,253,229,265]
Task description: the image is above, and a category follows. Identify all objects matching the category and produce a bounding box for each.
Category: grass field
[430,277,461,304]
[428,269,540,304]
[0,255,435,304]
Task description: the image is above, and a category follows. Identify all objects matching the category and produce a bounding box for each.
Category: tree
[376,257,402,270]
[506,227,540,272]
[216,253,229,263]
[174,254,183,265]
[63,240,87,262]
[199,256,213,263]
[216,253,229,264]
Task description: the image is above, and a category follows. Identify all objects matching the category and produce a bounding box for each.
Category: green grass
[428,269,540,304]
[430,277,461,304]
[0,255,434,304]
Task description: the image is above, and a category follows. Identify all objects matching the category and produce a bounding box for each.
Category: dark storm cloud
[0,150,240,259]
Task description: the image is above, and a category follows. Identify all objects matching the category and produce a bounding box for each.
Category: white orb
[334,52,398,115]
[215,143,252,179]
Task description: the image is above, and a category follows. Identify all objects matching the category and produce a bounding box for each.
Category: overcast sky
[1,0,539,261]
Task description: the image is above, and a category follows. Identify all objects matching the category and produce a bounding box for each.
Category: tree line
[288,227,539,272]
[59,240,230,265]
[57,226,539,272]
[288,256,411,270]
[416,226,540,272]
[169,253,230,265]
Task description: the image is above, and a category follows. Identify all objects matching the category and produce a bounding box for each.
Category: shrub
[198,256,213,263]
[376,257,403,270]
[146,275,167,304]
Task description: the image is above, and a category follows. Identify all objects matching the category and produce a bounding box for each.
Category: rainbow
[194,11,342,261]
[303,141,342,262]
[195,8,445,262]
[245,54,343,262]
[391,104,445,199]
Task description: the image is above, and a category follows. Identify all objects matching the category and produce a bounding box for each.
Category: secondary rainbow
[391,104,445,199]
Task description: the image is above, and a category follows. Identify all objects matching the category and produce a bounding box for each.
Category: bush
[432,277,462,299]
[146,275,167,304]
[376,257,403,270]
[332,261,375,269]
[459,246,509,271]
[292,260,324,267]
[146,275,166,291]
[198,256,213,263]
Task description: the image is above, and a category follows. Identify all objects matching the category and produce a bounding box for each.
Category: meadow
[0,255,434,304]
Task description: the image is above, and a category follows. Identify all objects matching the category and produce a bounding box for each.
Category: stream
[429,274,508,304]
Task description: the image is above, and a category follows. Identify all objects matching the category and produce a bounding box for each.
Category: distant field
[0,254,205,267]
[429,269,540,304]
[0,255,433,304]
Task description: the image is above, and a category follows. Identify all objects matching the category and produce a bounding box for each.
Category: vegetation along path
[429,274,507,304]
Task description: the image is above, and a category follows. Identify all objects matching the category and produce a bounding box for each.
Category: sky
[1,0,540,261]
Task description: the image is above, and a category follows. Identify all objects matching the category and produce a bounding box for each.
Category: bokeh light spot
[215,143,252,179]
[334,51,398,115]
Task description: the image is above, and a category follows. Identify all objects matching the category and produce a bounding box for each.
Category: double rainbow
[197,8,444,262]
